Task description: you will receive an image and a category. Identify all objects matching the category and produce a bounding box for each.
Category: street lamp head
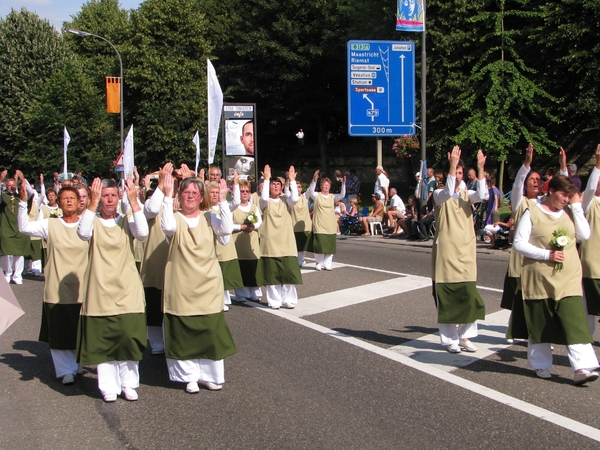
[65,28,92,37]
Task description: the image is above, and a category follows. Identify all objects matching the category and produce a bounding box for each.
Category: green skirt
[434,281,485,324]
[506,294,529,340]
[28,239,43,261]
[500,274,519,310]
[239,259,263,288]
[583,278,600,316]
[164,312,237,361]
[77,313,147,365]
[312,233,336,254]
[144,287,163,327]
[294,231,313,252]
[258,256,303,286]
[524,296,593,345]
[39,303,81,350]
[219,259,244,290]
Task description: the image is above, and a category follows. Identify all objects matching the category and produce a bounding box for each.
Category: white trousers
[527,342,599,372]
[167,358,224,384]
[265,284,298,308]
[147,325,164,353]
[97,361,139,396]
[297,251,307,267]
[2,255,24,283]
[234,286,262,299]
[438,323,478,346]
[224,290,231,306]
[50,349,78,378]
[314,253,333,270]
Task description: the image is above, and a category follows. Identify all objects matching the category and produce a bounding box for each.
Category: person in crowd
[568,163,582,192]
[513,175,598,384]
[391,195,418,238]
[295,128,304,145]
[286,180,312,267]
[232,179,263,301]
[18,180,88,385]
[251,178,264,205]
[432,146,487,353]
[306,170,345,271]
[481,216,514,249]
[580,144,600,334]
[73,184,89,217]
[384,188,406,230]
[77,178,149,402]
[425,167,436,204]
[207,177,242,311]
[541,167,555,194]
[345,169,361,207]
[258,165,303,309]
[415,194,435,242]
[374,165,389,203]
[208,167,222,184]
[161,174,236,394]
[347,198,359,216]
[360,194,385,237]
[466,168,478,190]
[0,170,32,284]
[485,175,500,225]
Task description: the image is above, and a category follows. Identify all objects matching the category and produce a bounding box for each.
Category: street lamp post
[65,28,124,156]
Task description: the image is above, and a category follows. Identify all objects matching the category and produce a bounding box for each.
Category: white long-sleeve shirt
[17,200,79,239]
[513,202,590,260]
[260,180,299,210]
[433,175,486,206]
[305,181,346,204]
[583,167,600,214]
[77,209,148,241]
[232,203,262,232]
[160,197,232,246]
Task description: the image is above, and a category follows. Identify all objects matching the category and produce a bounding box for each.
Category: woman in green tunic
[18,182,88,385]
[306,170,345,271]
[77,178,148,402]
[432,147,487,354]
[514,175,599,385]
[161,174,237,394]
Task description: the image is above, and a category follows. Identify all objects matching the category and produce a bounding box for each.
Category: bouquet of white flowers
[550,229,570,271]
[246,212,258,224]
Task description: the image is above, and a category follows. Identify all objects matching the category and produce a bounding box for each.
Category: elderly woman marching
[432,146,487,353]
[17,180,88,385]
[286,178,312,267]
[581,144,600,334]
[513,174,598,384]
[306,170,345,271]
[77,178,149,402]
[161,174,237,394]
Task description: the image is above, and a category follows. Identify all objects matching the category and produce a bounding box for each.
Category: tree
[0,9,69,167]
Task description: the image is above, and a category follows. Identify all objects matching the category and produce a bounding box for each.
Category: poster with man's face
[223,103,257,181]
[225,120,254,156]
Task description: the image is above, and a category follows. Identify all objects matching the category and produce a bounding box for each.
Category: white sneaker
[459,339,478,352]
[282,302,295,309]
[574,370,599,385]
[12,279,23,285]
[447,343,461,353]
[122,387,138,401]
[535,368,552,379]
[198,380,222,391]
[62,374,75,385]
[186,382,200,394]
[269,305,280,310]
[103,393,117,402]
[223,305,229,312]
[315,263,322,271]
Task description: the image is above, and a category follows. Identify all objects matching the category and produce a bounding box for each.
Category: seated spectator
[384,188,406,230]
[480,215,514,249]
[360,195,384,236]
[346,198,358,216]
[390,195,418,238]
[335,200,347,234]
[415,195,435,242]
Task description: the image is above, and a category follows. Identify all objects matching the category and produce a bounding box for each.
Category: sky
[0,0,142,31]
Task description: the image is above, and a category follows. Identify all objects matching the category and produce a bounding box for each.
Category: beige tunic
[81,216,145,316]
[580,199,600,279]
[44,219,89,305]
[232,205,261,260]
[507,198,531,278]
[432,189,477,283]
[212,207,238,262]
[288,195,312,233]
[521,205,581,300]
[312,193,336,234]
[140,213,169,289]
[40,204,62,218]
[27,202,41,242]
[260,199,297,258]
[163,212,223,316]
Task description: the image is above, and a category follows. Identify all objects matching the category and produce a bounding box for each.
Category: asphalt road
[1,236,600,449]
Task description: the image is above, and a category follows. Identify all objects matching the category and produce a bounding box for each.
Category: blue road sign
[347,40,416,137]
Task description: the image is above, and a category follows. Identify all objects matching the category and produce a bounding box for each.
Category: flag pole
[420,1,426,164]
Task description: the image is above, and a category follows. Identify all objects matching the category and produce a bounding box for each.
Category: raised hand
[288,166,297,181]
[0,169,7,183]
[158,162,173,190]
[524,143,534,168]
[219,178,228,202]
[88,178,102,211]
[163,173,174,198]
[262,165,272,180]
[312,169,320,182]
[125,178,141,212]
[180,163,193,180]
[133,166,140,186]
[19,178,28,201]
[559,147,567,173]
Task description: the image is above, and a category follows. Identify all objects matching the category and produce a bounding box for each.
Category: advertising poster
[223,104,256,180]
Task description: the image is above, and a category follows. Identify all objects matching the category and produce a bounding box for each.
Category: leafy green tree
[0,9,69,167]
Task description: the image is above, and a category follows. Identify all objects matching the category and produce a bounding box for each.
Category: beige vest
[44,219,89,304]
[81,216,145,316]
[232,204,261,260]
[260,198,297,258]
[432,189,477,283]
[163,212,224,316]
[580,198,600,279]
[139,213,169,289]
[40,204,62,219]
[521,205,582,300]
[506,198,531,278]
[27,202,41,242]
[211,207,237,262]
[312,193,336,235]
[288,195,312,233]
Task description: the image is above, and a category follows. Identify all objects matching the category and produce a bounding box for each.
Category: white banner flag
[192,131,201,176]
[123,125,134,179]
[63,126,70,178]
[207,59,223,165]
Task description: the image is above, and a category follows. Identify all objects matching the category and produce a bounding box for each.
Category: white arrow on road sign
[363,94,379,121]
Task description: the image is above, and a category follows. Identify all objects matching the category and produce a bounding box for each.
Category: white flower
[556,236,569,247]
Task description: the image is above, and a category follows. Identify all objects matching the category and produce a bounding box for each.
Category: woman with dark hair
[307,170,345,270]
[432,146,487,353]
[77,178,149,402]
[513,175,598,384]
[161,174,236,394]
[18,182,87,385]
